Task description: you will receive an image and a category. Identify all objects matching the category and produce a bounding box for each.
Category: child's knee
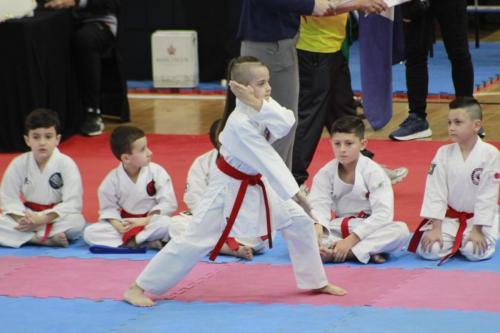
[460,242,496,261]
[416,242,443,260]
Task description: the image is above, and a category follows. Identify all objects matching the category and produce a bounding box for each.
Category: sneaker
[80,112,104,136]
[478,127,486,138]
[389,113,432,141]
[383,167,409,185]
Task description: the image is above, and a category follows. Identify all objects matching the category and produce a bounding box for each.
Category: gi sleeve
[309,164,335,231]
[352,169,394,240]
[473,148,499,227]
[98,171,122,221]
[0,156,27,216]
[150,167,178,216]
[420,146,449,220]
[184,153,211,211]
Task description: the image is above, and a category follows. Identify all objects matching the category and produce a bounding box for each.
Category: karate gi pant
[324,218,410,264]
[83,215,173,247]
[0,214,85,248]
[416,218,498,261]
[136,194,328,295]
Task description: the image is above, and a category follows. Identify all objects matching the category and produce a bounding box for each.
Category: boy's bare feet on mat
[124,283,155,307]
[221,244,254,260]
[146,240,164,250]
[370,254,386,263]
[30,233,69,247]
[314,283,347,296]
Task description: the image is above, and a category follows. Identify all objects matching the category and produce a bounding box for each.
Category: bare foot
[370,254,386,264]
[320,247,335,263]
[146,240,164,250]
[30,233,69,247]
[220,244,254,260]
[126,238,139,249]
[313,283,347,296]
[48,233,69,247]
[124,283,155,307]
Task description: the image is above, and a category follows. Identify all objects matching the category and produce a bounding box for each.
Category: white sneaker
[384,167,409,185]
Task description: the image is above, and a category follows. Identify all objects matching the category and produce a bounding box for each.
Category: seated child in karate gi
[309,116,410,264]
[408,97,499,264]
[179,119,273,260]
[83,126,178,250]
[0,109,86,248]
[123,56,347,307]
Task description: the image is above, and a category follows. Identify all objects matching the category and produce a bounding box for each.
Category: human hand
[312,0,335,16]
[229,80,262,111]
[330,239,353,262]
[314,223,325,248]
[421,228,443,253]
[44,0,76,9]
[292,191,317,222]
[464,226,488,256]
[356,0,388,15]
[14,216,39,232]
[123,217,150,228]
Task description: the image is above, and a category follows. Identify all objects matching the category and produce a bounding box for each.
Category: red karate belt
[408,206,473,266]
[340,211,369,239]
[120,210,148,244]
[24,201,56,241]
[210,157,272,261]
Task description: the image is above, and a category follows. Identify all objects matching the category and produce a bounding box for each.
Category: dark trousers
[72,22,115,110]
[292,49,356,185]
[404,0,473,119]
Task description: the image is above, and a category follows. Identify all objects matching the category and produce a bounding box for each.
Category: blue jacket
[238,0,315,42]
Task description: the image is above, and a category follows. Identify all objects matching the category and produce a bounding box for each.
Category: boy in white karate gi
[83,126,177,250]
[310,116,409,264]
[0,109,85,248]
[181,119,273,260]
[408,97,499,264]
[124,56,347,307]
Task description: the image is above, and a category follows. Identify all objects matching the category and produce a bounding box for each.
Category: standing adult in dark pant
[45,0,119,136]
[238,0,388,169]
[389,0,475,141]
[292,15,357,186]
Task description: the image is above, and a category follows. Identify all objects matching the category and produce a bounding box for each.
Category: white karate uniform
[180,147,272,252]
[309,155,409,264]
[416,139,499,261]
[136,98,328,295]
[83,162,178,247]
[0,148,85,248]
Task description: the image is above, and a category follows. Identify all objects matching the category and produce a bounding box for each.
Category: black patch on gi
[471,168,483,186]
[146,180,157,196]
[49,172,63,189]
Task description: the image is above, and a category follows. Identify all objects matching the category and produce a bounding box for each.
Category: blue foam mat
[0,238,238,263]
[1,234,500,271]
[349,41,500,95]
[1,297,499,333]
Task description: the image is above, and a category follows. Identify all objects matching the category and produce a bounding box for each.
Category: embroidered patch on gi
[428,163,436,175]
[471,168,483,186]
[48,172,63,189]
[146,180,156,196]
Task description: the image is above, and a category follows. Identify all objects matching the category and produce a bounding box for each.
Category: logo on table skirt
[471,168,483,185]
[428,163,436,175]
[167,45,176,55]
[146,180,156,196]
[49,173,63,189]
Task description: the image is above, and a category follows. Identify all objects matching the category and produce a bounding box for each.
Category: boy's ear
[56,134,62,145]
[23,135,30,147]
[473,119,482,132]
[121,153,130,164]
[360,138,368,151]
